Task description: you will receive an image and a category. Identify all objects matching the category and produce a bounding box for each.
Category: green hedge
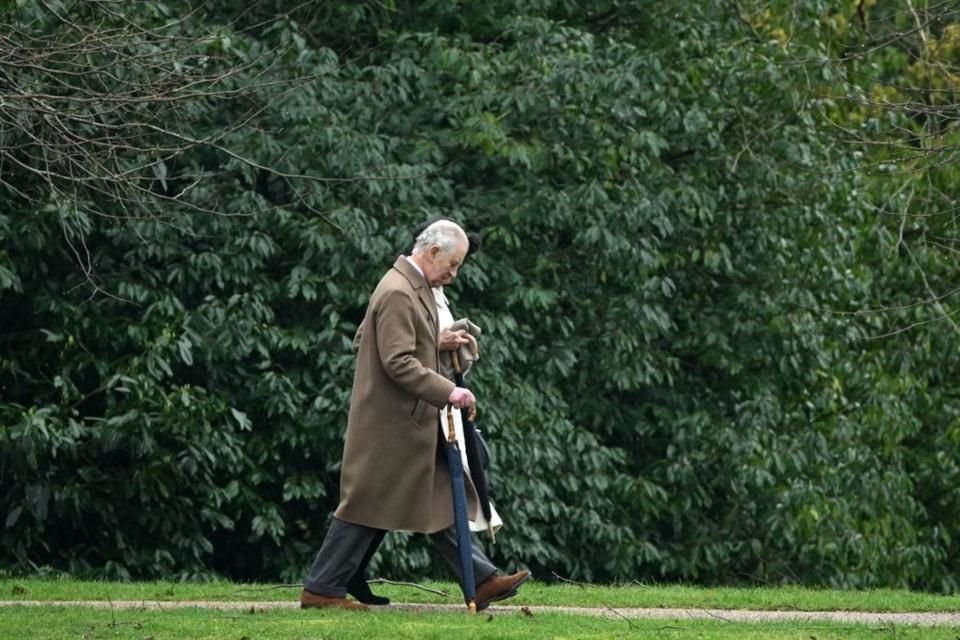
[2,0,959,591]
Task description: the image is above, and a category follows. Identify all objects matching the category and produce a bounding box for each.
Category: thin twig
[367,579,449,597]
[551,572,640,630]
[230,580,450,598]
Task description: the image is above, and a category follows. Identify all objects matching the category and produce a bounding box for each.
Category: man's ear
[428,245,441,259]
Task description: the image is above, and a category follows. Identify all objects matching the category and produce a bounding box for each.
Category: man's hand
[438,328,470,352]
[447,387,476,410]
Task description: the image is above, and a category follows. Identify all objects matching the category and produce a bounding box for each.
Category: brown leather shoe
[300,589,369,611]
[475,570,531,611]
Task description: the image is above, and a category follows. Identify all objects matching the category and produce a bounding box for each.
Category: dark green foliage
[2,0,960,592]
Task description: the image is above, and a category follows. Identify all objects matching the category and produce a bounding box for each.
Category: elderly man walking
[301,220,529,611]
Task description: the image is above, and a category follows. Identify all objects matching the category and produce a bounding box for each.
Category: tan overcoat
[334,257,479,533]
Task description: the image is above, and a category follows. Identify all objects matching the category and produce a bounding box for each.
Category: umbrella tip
[468,601,477,614]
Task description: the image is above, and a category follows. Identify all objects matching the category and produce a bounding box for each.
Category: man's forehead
[444,240,468,256]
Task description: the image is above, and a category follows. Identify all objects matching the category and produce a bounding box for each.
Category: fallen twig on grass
[231,579,448,598]
[552,572,641,631]
[367,579,449,597]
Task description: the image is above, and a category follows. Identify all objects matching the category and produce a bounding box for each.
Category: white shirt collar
[404,255,424,278]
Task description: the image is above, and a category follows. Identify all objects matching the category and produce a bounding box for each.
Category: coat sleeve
[375,288,455,408]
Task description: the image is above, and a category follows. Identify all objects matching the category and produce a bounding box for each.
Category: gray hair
[412,220,468,255]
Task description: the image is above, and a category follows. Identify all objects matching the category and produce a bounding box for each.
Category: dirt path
[3,600,960,626]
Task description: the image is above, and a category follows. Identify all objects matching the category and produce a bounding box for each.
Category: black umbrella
[450,351,493,532]
[444,403,477,613]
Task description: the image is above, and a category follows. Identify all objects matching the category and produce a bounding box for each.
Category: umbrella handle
[451,349,462,374]
[450,351,477,421]
[445,404,457,443]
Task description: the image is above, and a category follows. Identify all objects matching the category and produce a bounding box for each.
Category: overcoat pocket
[410,399,429,425]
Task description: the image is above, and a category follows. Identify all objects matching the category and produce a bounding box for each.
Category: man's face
[424,241,467,287]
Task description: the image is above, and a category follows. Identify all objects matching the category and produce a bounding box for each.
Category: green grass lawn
[3,578,960,640]
[4,577,960,612]
[1,602,958,640]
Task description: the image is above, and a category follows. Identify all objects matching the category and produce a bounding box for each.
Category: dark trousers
[303,517,498,597]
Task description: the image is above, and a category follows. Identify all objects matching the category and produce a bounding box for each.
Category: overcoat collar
[393,256,437,334]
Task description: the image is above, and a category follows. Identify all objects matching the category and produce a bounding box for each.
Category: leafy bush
[3,0,960,592]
